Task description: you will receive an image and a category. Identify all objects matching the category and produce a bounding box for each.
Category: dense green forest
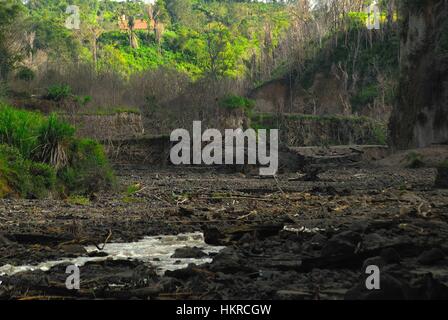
[1,0,290,81]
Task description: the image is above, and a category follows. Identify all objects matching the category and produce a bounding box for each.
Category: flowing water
[0,232,225,276]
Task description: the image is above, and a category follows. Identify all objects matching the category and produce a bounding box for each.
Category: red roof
[119,18,149,31]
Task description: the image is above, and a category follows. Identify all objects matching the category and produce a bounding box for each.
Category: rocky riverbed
[1,164,448,300]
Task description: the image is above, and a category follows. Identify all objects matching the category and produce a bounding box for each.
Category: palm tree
[128,15,139,49]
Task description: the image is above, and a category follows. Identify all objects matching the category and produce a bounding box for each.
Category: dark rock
[0,234,15,246]
[349,221,368,233]
[417,248,445,265]
[362,233,387,248]
[158,277,182,292]
[178,206,194,216]
[409,274,448,299]
[238,233,253,244]
[8,233,70,245]
[435,166,448,189]
[59,244,87,256]
[209,248,256,274]
[321,231,361,257]
[203,226,224,245]
[164,264,200,280]
[254,223,284,239]
[335,231,362,243]
[345,274,408,300]
[380,248,401,264]
[321,241,355,257]
[171,246,207,259]
[307,233,327,250]
[302,168,320,182]
[88,251,108,257]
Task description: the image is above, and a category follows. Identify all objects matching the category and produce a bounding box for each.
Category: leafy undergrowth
[0,103,115,199]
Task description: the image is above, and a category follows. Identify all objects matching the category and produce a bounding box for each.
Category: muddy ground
[1,163,448,300]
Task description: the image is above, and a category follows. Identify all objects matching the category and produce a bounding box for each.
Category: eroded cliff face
[389,0,448,149]
[248,74,349,116]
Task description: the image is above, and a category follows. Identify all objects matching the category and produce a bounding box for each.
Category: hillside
[251,0,400,122]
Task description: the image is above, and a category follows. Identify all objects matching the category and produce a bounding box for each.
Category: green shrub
[74,95,92,106]
[45,84,72,101]
[59,139,115,195]
[28,162,56,198]
[15,67,35,82]
[0,105,76,167]
[219,95,255,113]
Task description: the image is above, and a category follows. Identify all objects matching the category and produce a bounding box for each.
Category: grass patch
[122,196,141,204]
[0,103,115,198]
[0,105,43,158]
[121,183,144,203]
[125,183,141,196]
[66,195,91,206]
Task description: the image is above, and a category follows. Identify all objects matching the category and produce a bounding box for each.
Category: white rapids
[0,232,224,276]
